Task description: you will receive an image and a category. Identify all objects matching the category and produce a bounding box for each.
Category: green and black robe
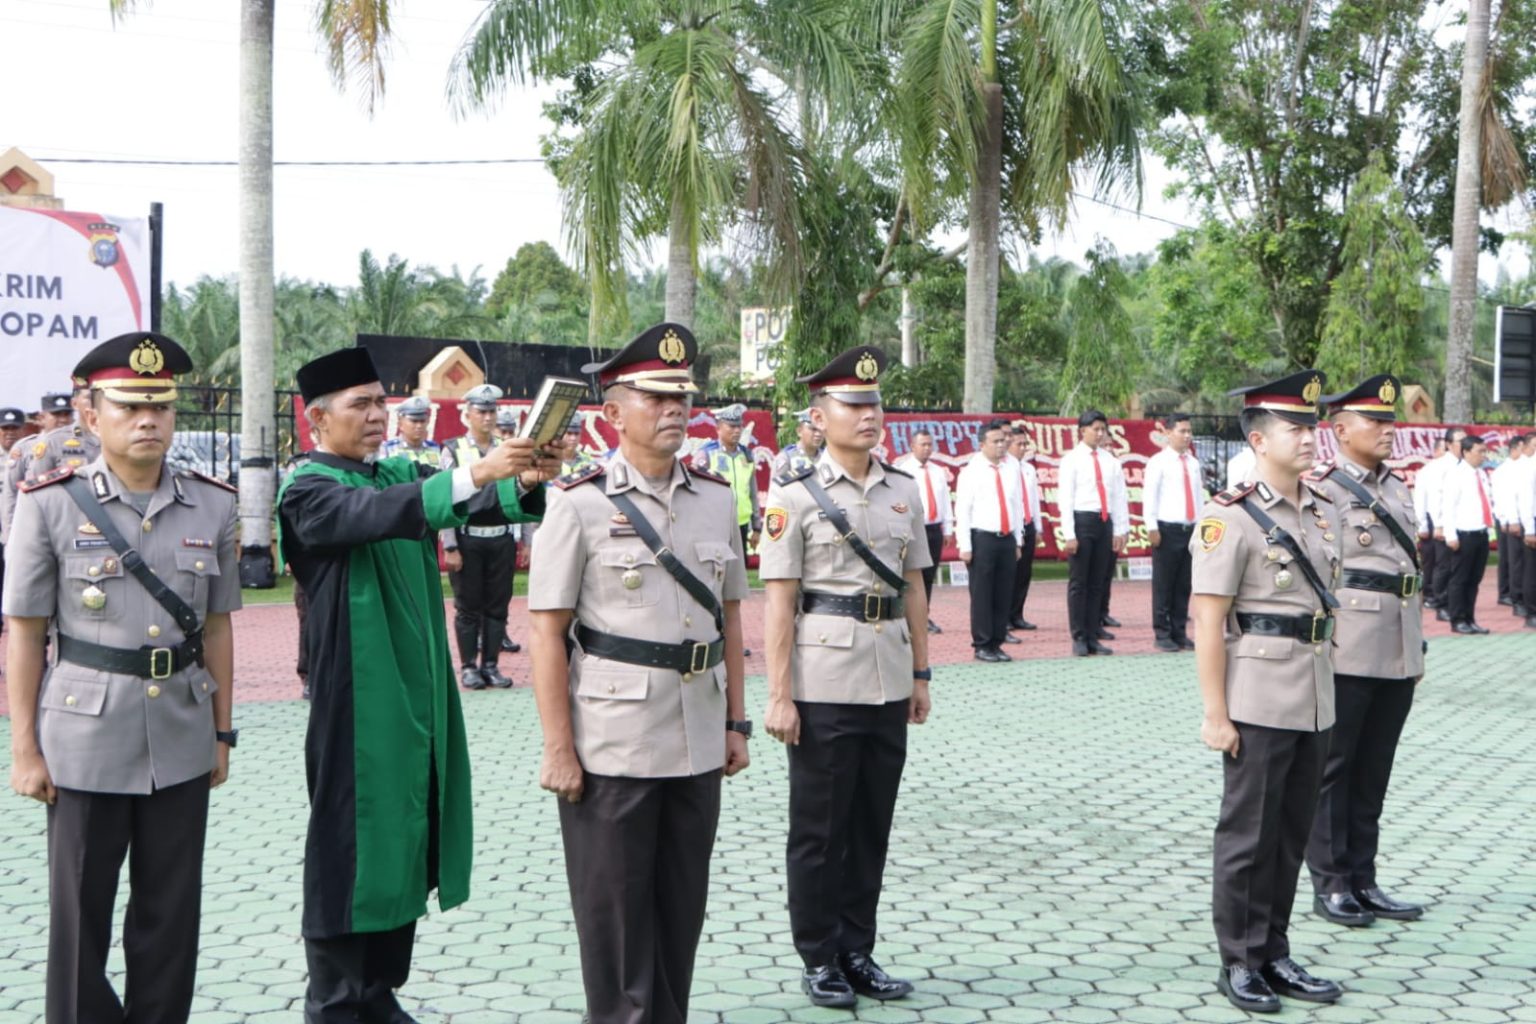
[278,451,542,938]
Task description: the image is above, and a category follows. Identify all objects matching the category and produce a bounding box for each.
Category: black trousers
[1009,523,1037,622]
[304,922,417,1023]
[1505,532,1526,606]
[559,771,722,1024]
[1447,529,1490,624]
[1524,538,1536,616]
[1430,537,1454,605]
[921,523,944,605]
[1152,521,1195,641]
[966,530,1015,650]
[449,531,518,668]
[1307,675,1415,895]
[787,699,909,967]
[1213,724,1327,969]
[1067,513,1113,642]
[1497,532,1512,601]
[295,578,310,681]
[46,774,210,1024]
[1418,526,1438,602]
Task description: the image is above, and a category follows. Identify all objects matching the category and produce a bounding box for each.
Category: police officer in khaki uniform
[441,383,520,689]
[3,391,82,536]
[1191,370,1344,1014]
[4,331,240,1024]
[760,346,933,1009]
[529,322,750,1024]
[1305,375,1427,927]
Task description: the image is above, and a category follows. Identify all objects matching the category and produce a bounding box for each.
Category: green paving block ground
[3,634,1535,1022]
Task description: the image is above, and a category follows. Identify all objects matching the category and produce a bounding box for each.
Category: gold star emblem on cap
[1302,375,1322,404]
[1378,379,1397,405]
[658,330,687,365]
[129,339,165,376]
[855,352,879,381]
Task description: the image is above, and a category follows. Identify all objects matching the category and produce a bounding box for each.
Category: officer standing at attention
[528,322,750,1024]
[694,403,763,555]
[1304,375,1427,928]
[440,384,521,689]
[4,391,87,535]
[1143,413,1207,652]
[772,408,824,477]
[1436,433,1494,634]
[761,346,933,1009]
[27,386,102,480]
[379,395,442,468]
[1057,411,1126,656]
[4,331,240,1024]
[1191,370,1344,1014]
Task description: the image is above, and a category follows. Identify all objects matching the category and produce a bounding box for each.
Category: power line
[32,156,548,167]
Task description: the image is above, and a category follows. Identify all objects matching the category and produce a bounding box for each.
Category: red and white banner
[0,206,152,409]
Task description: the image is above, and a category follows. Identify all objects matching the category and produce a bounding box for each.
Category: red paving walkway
[2,575,1527,715]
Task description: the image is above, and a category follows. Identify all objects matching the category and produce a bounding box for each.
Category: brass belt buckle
[150,648,173,680]
[689,642,710,675]
[1309,613,1331,644]
[1401,574,1420,598]
[863,594,881,622]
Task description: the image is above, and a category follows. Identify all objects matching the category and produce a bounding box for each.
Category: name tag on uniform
[74,538,111,549]
[182,538,213,548]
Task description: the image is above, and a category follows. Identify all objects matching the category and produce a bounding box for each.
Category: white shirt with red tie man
[1005,426,1042,632]
[893,430,953,634]
[1057,412,1130,656]
[1142,415,1209,651]
[1436,435,1496,632]
[955,421,1024,662]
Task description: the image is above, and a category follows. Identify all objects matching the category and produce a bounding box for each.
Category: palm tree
[893,0,1141,411]
[109,0,398,585]
[450,1,862,335]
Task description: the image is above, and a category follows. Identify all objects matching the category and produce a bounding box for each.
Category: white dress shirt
[1492,455,1524,525]
[893,453,953,534]
[954,453,1023,553]
[1226,447,1256,486]
[1056,443,1130,539]
[1414,453,1454,531]
[1010,455,1041,531]
[1438,459,1496,533]
[1142,446,1208,526]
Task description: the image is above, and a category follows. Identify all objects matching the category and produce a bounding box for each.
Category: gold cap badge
[1301,375,1322,404]
[855,352,879,382]
[129,339,165,376]
[658,330,687,365]
[1378,379,1397,405]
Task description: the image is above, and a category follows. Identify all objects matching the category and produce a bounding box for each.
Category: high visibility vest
[382,438,441,469]
[702,446,755,526]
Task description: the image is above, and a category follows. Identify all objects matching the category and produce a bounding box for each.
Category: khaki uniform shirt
[2,457,242,794]
[1313,457,1425,681]
[758,451,931,706]
[529,452,747,779]
[1190,479,1343,732]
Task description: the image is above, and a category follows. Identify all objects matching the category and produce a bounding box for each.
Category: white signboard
[739,306,791,382]
[0,205,153,408]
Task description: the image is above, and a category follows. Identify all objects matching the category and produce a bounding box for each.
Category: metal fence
[168,386,302,484]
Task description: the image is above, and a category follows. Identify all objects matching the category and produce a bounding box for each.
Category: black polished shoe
[460,666,488,690]
[839,952,913,1001]
[927,619,942,634]
[1525,616,1536,630]
[1498,596,1513,606]
[1002,633,1023,645]
[801,964,857,1008]
[1088,641,1114,656]
[1155,638,1181,652]
[1261,957,1341,1003]
[1315,891,1375,927]
[1072,640,1092,657]
[481,666,516,688]
[1435,608,1450,622]
[992,646,1013,661]
[974,648,1003,663]
[1514,604,1529,618]
[500,637,522,653]
[1353,886,1425,920]
[1175,636,1196,650]
[1102,615,1122,628]
[1011,618,1038,631]
[1453,621,1490,635]
[1216,965,1280,1014]
[1095,629,1117,641]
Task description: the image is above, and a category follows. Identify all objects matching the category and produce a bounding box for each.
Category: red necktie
[1476,469,1493,528]
[1092,451,1109,522]
[993,464,1011,534]
[1019,464,1033,525]
[1181,455,1196,521]
[923,465,939,524]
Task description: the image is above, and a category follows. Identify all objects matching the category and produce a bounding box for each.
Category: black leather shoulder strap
[1237,497,1340,612]
[1325,469,1420,568]
[797,474,908,593]
[59,475,204,638]
[604,489,724,635]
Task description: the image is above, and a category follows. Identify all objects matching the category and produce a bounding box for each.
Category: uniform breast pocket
[63,555,125,621]
[884,522,914,572]
[175,549,220,607]
[693,541,738,598]
[598,546,663,608]
[40,674,109,716]
[805,518,848,573]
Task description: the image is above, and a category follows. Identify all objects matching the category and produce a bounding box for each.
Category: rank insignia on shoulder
[181,469,237,493]
[774,463,814,487]
[1212,481,1255,506]
[19,466,75,492]
[554,463,604,490]
[686,462,728,485]
[1306,463,1337,482]
[765,507,788,541]
[1197,518,1226,551]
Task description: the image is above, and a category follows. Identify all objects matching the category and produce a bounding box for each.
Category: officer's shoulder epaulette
[1386,466,1407,482]
[1303,479,1334,503]
[18,466,74,492]
[1212,481,1256,507]
[774,463,814,487]
[1306,463,1338,482]
[554,463,605,490]
[181,468,238,493]
[687,462,729,485]
[881,460,913,479]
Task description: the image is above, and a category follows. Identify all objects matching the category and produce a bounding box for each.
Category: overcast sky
[1,0,1528,293]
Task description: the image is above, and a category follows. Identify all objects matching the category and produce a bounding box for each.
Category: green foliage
[1316,159,1430,385]
[1057,238,1140,415]
[486,242,586,319]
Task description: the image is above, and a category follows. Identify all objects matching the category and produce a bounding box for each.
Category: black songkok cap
[297,348,381,404]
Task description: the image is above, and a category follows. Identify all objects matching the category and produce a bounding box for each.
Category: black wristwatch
[912,668,932,681]
[216,729,239,748]
[727,719,753,739]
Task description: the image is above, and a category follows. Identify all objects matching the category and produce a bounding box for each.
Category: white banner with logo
[739,306,790,383]
[0,205,152,409]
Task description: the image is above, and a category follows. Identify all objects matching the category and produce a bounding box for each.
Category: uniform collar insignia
[1343,462,1365,480]
[1254,481,1274,504]
[609,461,631,491]
[91,472,110,499]
[172,475,187,503]
[817,461,837,485]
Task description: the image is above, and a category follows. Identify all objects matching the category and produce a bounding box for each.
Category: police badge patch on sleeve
[1197,518,1226,552]
[765,507,788,541]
